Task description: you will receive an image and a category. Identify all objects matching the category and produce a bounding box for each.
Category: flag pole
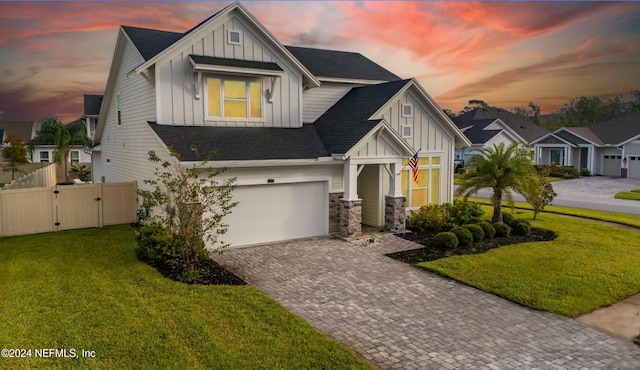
[397,148,421,175]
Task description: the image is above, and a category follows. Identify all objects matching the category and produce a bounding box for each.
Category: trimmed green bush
[479,221,496,239]
[450,226,473,247]
[462,224,485,242]
[501,212,515,226]
[445,199,484,225]
[493,222,511,237]
[432,232,459,250]
[406,204,452,232]
[511,220,531,236]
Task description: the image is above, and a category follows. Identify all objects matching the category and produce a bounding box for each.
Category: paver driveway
[214,234,640,369]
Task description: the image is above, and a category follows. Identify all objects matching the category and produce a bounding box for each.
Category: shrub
[501,212,515,226]
[479,222,496,239]
[445,199,484,225]
[493,222,511,237]
[464,216,485,224]
[511,220,531,236]
[462,224,485,242]
[580,168,591,177]
[432,232,459,250]
[450,226,473,247]
[136,222,178,267]
[406,204,451,233]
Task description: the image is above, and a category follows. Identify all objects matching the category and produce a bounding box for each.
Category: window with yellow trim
[401,155,441,208]
[206,77,263,119]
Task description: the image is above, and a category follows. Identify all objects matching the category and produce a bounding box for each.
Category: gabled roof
[590,111,640,145]
[121,26,183,61]
[451,117,501,145]
[285,46,400,82]
[557,127,603,146]
[455,107,549,144]
[83,94,103,116]
[148,122,328,161]
[314,79,412,154]
[0,121,34,143]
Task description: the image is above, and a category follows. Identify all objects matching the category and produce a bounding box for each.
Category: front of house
[92,2,469,247]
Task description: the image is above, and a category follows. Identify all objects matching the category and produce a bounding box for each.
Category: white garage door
[222,181,328,247]
[602,155,621,177]
[629,156,640,179]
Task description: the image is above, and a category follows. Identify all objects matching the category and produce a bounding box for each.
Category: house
[92,1,470,247]
[452,107,550,164]
[30,118,92,164]
[0,121,35,161]
[532,111,640,179]
[83,94,103,140]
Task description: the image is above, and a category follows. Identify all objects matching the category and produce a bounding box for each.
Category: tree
[29,117,91,183]
[455,143,538,223]
[1,135,29,180]
[137,147,237,282]
[522,166,557,219]
[461,99,490,113]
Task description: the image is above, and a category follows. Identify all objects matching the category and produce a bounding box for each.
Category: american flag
[408,151,419,183]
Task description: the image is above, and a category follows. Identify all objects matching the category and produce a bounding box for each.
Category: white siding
[486,131,518,148]
[95,36,167,188]
[302,83,354,123]
[156,10,303,128]
[373,89,456,202]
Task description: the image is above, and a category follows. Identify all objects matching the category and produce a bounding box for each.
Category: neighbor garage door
[222,181,328,247]
[629,156,640,179]
[601,155,621,177]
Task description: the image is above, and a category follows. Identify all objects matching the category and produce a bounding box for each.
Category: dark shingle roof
[0,121,33,143]
[122,26,183,61]
[189,55,283,72]
[285,46,400,82]
[83,94,103,116]
[590,111,640,145]
[451,118,500,144]
[314,79,410,154]
[148,123,328,162]
[455,107,549,144]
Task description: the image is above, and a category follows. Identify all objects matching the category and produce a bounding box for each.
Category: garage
[601,155,622,177]
[221,181,328,247]
[628,156,640,179]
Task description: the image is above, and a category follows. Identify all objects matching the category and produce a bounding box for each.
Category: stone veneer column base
[329,192,344,234]
[339,199,362,239]
[385,196,406,233]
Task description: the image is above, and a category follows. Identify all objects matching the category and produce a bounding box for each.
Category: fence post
[0,191,4,237]
[97,182,104,228]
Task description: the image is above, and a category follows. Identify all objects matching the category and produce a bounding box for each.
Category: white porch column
[387,161,404,197]
[343,159,358,201]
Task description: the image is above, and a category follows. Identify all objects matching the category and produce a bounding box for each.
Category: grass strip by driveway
[466,197,640,228]
[0,225,373,370]
[418,208,640,318]
[615,189,640,201]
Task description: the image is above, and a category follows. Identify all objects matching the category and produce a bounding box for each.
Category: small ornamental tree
[137,147,237,282]
[522,165,557,219]
[1,135,29,180]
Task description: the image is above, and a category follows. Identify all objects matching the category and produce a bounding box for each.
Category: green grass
[0,183,4,188]
[615,189,640,201]
[0,226,372,369]
[418,207,640,318]
[547,177,565,183]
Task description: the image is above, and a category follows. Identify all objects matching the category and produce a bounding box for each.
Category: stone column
[385,196,406,233]
[329,192,344,233]
[339,199,362,238]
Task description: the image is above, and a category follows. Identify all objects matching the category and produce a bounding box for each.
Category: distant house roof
[314,79,411,154]
[0,121,34,143]
[559,127,603,146]
[590,111,640,145]
[83,95,103,116]
[454,107,549,144]
[451,117,502,145]
[285,46,400,82]
[148,122,328,162]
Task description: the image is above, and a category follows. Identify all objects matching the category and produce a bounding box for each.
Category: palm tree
[455,142,538,223]
[30,117,91,183]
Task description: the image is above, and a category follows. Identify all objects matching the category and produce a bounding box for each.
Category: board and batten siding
[156,11,303,128]
[302,83,355,123]
[94,35,166,188]
[373,88,456,202]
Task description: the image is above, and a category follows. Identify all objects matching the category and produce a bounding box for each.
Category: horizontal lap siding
[302,83,354,123]
[157,11,302,128]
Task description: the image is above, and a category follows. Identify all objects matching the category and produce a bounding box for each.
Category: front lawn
[615,189,640,201]
[418,208,640,317]
[0,226,372,369]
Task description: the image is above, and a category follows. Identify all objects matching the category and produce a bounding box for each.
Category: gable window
[401,156,441,208]
[206,77,262,119]
[39,151,49,163]
[401,104,413,118]
[70,150,80,163]
[227,29,242,45]
[116,94,122,125]
[401,125,412,138]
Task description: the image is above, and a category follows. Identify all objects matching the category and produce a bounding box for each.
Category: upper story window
[401,104,413,118]
[206,77,262,119]
[227,30,242,45]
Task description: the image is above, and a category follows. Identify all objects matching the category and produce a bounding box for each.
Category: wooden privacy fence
[0,181,138,237]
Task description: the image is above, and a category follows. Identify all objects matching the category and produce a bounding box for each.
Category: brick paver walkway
[214,234,640,369]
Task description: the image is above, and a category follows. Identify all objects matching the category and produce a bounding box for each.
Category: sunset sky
[1,1,640,124]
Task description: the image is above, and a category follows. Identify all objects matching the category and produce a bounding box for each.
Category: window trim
[400,125,412,139]
[70,150,80,163]
[39,151,50,163]
[227,29,242,45]
[402,155,441,208]
[401,104,413,118]
[204,77,264,121]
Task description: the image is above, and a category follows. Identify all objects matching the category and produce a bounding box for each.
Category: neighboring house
[532,111,640,179]
[452,107,550,163]
[0,121,36,161]
[31,119,92,164]
[84,94,103,140]
[92,1,470,247]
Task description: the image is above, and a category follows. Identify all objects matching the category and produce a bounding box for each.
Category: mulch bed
[386,228,558,264]
[151,258,247,286]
